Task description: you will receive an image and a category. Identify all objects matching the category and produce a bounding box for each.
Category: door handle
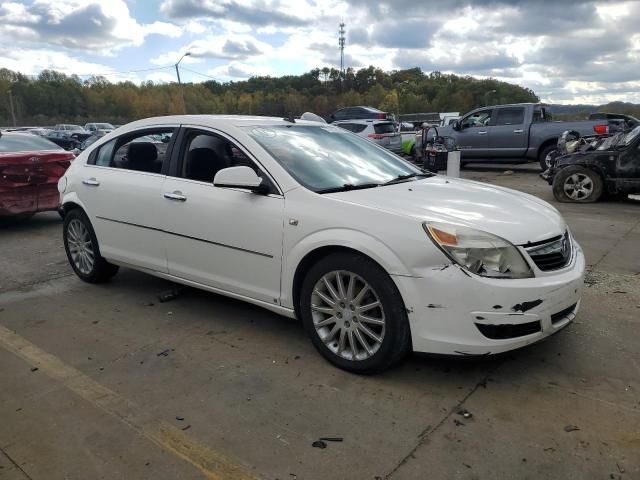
[477,131,487,135]
[82,178,100,186]
[164,191,187,202]
[513,129,524,133]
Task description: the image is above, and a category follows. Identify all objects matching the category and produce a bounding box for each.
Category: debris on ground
[312,437,343,449]
[157,349,173,357]
[502,170,514,175]
[454,419,465,427]
[181,424,191,431]
[564,425,580,432]
[30,367,38,372]
[158,287,185,303]
[457,408,472,419]
[144,302,155,307]
[176,416,184,421]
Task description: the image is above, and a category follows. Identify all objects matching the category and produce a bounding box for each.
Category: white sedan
[58,115,585,373]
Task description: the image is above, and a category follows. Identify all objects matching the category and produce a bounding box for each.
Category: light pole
[175,52,191,114]
[484,89,497,107]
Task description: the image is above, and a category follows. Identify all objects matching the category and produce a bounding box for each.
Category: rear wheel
[299,252,411,374]
[538,144,557,171]
[63,209,119,283]
[552,166,603,203]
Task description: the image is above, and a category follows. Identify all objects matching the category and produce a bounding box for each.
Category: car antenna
[283,112,296,123]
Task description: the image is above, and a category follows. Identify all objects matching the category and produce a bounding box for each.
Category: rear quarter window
[495,107,525,125]
[0,135,62,152]
[374,123,395,134]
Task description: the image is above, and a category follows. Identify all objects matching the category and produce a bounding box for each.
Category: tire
[63,209,119,283]
[552,165,604,203]
[299,252,411,374]
[538,144,557,171]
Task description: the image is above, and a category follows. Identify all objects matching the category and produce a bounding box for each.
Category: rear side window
[89,129,174,173]
[0,134,62,152]
[495,108,525,125]
[337,123,367,133]
[374,123,395,134]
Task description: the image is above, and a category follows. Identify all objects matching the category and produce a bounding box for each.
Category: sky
[0,0,639,105]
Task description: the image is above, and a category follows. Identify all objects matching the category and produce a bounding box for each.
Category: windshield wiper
[382,173,433,186]
[316,183,380,194]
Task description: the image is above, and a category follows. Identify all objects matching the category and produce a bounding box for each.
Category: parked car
[398,122,419,156]
[334,119,403,154]
[54,124,87,133]
[329,106,394,123]
[58,115,585,373]
[588,112,639,131]
[544,125,640,203]
[79,131,107,151]
[46,131,82,151]
[422,103,611,169]
[26,128,52,136]
[84,122,115,133]
[0,132,74,218]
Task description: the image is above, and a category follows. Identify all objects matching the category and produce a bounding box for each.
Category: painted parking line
[0,324,256,480]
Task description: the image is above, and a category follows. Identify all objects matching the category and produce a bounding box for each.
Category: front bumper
[393,242,586,355]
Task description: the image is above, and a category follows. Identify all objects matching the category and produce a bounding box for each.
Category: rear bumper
[0,184,60,216]
[392,242,586,355]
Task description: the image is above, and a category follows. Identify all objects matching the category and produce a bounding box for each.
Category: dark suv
[329,106,394,123]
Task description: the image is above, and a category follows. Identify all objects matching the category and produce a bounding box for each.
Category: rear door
[487,106,528,157]
[78,126,177,271]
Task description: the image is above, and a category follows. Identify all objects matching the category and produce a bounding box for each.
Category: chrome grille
[523,232,572,271]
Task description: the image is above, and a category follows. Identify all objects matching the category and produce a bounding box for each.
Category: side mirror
[452,120,461,131]
[213,166,269,194]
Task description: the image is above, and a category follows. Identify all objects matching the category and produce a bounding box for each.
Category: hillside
[0,66,538,126]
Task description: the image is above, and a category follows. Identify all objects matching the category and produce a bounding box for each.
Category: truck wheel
[552,166,603,203]
[538,144,557,171]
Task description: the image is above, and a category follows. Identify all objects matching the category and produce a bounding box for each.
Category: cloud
[160,0,311,28]
[0,0,182,54]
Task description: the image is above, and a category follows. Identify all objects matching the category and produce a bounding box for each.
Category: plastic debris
[312,440,327,449]
[564,425,580,432]
[158,287,184,303]
[457,409,472,419]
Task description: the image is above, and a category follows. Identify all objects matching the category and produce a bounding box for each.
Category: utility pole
[8,90,17,126]
[338,22,346,79]
[175,52,191,114]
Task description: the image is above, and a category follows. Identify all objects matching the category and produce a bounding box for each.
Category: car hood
[328,176,566,245]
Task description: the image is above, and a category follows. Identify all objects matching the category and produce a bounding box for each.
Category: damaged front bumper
[392,241,586,355]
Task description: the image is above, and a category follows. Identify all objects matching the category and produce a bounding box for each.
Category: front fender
[280,227,415,309]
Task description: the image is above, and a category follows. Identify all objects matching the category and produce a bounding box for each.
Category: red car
[0,132,75,219]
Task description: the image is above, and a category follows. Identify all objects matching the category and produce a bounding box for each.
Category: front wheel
[552,165,603,203]
[299,252,411,374]
[63,209,119,283]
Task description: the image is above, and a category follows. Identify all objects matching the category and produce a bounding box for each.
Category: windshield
[244,125,422,192]
[597,125,640,150]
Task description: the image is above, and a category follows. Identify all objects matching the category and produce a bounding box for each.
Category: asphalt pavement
[1,165,638,480]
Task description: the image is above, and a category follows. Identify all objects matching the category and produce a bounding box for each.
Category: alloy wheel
[311,270,386,361]
[564,173,594,200]
[67,218,95,275]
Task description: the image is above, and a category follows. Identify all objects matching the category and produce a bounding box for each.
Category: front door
[617,137,640,190]
[456,108,493,157]
[162,127,284,304]
[78,127,177,272]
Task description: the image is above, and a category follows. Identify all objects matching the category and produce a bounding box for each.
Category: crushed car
[542,125,640,203]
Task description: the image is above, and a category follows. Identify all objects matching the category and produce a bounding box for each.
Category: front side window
[181,131,262,183]
[462,109,493,128]
[244,125,421,192]
[89,129,174,173]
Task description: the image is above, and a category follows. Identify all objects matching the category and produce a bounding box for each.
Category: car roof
[333,119,393,125]
[118,115,328,131]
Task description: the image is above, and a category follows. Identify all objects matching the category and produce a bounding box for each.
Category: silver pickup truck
[426,103,610,169]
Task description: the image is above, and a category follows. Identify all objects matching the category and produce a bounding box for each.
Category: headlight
[424,222,534,279]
